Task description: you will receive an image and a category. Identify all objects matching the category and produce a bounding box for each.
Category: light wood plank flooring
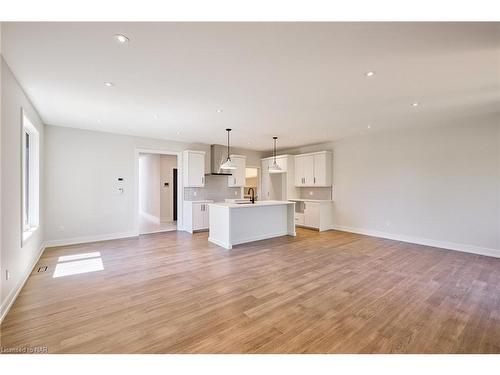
[1,228,500,353]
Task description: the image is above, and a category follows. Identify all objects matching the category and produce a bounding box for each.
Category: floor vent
[37,266,48,273]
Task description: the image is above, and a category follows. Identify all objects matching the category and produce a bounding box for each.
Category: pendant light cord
[273,136,278,163]
[226,128,231,160]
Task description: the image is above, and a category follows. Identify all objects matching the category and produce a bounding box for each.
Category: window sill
[22,226,39,246]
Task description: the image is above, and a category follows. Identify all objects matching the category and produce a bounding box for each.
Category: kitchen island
[208,200,296,249]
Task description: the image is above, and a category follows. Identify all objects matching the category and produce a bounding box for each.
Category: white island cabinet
[208,200,296,249]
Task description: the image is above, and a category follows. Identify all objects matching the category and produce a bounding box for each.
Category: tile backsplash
[299,187,333,200]
[184,175,241,202]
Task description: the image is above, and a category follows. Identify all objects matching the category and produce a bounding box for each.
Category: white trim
[332,225,500,259]
[208,236,232,249]
[135,148,184,233]
[21,109,40,247]
[0,242,46,323]
[45,231,138,248]
[139,227,177,235]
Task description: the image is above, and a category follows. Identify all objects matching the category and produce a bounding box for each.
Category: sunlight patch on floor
[53,252,104,278]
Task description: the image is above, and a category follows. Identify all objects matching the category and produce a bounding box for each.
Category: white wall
[279,119,500,255]
[0,23,3,319]
[1,58,45,320]
[0,23,3,320]
[44,125,210,245]
[160,154,177,222]
[139,153,161,222]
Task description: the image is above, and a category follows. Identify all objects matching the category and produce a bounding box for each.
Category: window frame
[21,109,40,245]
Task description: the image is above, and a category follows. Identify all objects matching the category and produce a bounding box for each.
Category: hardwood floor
[1,228,500,353]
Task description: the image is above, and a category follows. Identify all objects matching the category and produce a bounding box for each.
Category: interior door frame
[173,168,178,221]
[245,165,261,201]
[134,148,183,235]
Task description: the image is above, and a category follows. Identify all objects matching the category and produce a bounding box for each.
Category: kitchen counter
[208,200,296,249]
[289,198,333,203]
[212,200,296,208]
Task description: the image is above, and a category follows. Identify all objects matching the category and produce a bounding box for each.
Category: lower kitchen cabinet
[291,199,333,232]
[183,200,213,233]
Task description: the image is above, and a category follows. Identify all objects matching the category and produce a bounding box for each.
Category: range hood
[206,144,233,176]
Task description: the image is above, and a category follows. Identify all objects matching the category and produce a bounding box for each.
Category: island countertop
[209,200,295,209]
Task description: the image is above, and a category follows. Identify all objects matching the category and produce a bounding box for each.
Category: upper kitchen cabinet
[183,150,206,187]
[227,155,246,187]
[294,154,314,186]
[294,151,332,187]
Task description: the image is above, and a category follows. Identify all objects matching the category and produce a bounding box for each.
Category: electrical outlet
[193,191,197,197]
[234,190,238,196]
[5,270,10,281]
[309,191,313,196]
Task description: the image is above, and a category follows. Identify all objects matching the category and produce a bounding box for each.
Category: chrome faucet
[248,187,255,204]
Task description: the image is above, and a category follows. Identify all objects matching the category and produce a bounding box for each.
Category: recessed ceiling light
[176,131,181,135]
[104,82,114,87]
[153,114,159,120]
[97,119,102,124]
[216,109,223,113]
[365,71,375,77]
[114,34,129,44]
[367,125,371,129]
[412,102,419,107]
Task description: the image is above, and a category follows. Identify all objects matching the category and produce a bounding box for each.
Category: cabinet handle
[314,177,316,184]
[201,176,204,184]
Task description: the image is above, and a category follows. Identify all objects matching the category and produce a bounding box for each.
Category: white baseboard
[0,241,46,323]
[331,225,500,259]
[208,236,232,249]
[45,231,138,248]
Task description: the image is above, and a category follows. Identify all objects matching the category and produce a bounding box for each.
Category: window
[22,111,39,244]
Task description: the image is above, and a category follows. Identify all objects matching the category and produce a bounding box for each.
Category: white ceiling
[3,22,499,151]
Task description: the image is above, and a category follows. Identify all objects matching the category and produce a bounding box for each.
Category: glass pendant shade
[220,157,237,170]
[220,128,237,170]
[268,136,283,173]
[268,160,282,173]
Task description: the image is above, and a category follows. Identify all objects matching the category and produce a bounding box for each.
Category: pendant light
[220,128,237,170]
[268,136,283,173]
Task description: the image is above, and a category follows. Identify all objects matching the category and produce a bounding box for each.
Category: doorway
[138,152,178,234]
[244,167,260,201]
